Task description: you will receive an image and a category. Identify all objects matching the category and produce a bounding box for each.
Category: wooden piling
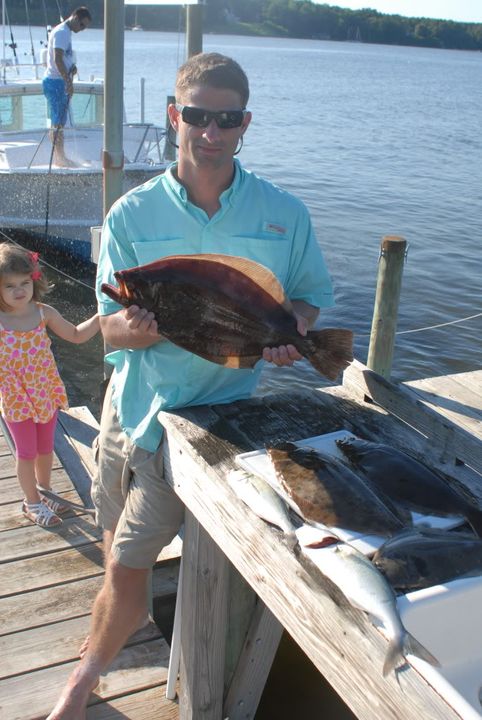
[367,235,407,378]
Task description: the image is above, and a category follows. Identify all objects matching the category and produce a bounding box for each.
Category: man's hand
[262,313,308,367]
[124,305,159,337]
[100,305,161,350]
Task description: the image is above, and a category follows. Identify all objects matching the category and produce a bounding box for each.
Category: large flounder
[101,253,353,381]
[336,437,482,537]
[266,442,406,536]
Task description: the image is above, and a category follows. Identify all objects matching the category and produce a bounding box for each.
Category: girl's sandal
[22,500,62,527]
[41,495,70,515]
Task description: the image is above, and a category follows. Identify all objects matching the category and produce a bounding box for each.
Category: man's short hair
[72,6,92,22]
[176,53,249,107]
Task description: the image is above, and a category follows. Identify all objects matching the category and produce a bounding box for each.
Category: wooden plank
[343,359,482,478]
[0,513,102,564]
[160,405,463,720]
[0,565,179,636]
[0,489,84,532]
[55,407,99,508]
[86,685,179,719]
[224,600,283,720]
[406,373,482,437]
[0,616,161,680]
[0,637,170,720]
[0,467,74,505]
[0,542,104,598]
[179,510,228,720]
[58,406,100,477]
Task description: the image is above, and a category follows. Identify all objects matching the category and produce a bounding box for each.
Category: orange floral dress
[0,305,68,423]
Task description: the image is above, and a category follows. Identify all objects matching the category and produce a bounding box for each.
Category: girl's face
[0,273,34,310]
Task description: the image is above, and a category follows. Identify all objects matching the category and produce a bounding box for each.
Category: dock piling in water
[367,235,407,379]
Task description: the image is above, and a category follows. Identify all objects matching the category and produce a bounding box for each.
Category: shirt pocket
[228,236,290,287]
[132,239,185,266]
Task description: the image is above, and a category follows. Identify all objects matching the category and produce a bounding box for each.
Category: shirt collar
[165,159,243,207]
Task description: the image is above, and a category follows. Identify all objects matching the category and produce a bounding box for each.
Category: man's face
[170,85,251,172]
[71,16,91,33]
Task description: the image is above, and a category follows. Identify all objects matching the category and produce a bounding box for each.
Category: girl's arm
[42,304,100,344]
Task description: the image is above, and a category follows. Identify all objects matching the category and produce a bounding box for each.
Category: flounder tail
[383,631,440,677]
[101,283,126,306]
[306,328,354,381]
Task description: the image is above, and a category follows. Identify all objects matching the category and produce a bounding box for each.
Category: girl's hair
[0,243,51,310]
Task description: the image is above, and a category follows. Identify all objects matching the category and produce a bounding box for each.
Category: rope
[0,228,95,291]
[395,313,482,335]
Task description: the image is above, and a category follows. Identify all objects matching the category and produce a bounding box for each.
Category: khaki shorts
[91,380,185,569]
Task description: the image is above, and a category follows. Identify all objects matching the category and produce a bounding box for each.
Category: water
[5,27,482,414]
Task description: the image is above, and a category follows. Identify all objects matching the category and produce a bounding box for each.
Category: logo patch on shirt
[263,222,286,235]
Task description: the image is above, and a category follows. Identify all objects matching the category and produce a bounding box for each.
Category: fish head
[101,267,162,314]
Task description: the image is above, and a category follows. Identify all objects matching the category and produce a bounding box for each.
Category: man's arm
[54,48,73,96]
[100,306,161,349]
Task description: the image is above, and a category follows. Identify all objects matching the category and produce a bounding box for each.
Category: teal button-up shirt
[96,160,334,451]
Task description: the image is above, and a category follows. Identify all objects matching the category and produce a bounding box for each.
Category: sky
[316,1,482,23]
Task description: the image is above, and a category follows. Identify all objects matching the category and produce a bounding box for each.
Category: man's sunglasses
[176,104,247,129]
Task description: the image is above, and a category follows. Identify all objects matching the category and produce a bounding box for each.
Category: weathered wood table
[160,360,482,720]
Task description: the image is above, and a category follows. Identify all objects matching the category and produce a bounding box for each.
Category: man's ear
[167,104,179,132]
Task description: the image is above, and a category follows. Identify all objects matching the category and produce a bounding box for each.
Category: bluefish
[315,543,440,676]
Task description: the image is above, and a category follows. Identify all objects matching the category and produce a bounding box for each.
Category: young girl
[0,243,100,527]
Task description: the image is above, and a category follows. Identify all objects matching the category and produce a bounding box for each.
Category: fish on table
[101,253,353,381]
[336,437,482,537]
[372,527,482,593]
[313,543,440,676]
[266,442,407,537]
[227,469,340,549]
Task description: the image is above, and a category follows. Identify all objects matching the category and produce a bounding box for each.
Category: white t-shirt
[44,21,74,79]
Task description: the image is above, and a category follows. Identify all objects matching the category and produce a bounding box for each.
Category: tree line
[7,0,482,51]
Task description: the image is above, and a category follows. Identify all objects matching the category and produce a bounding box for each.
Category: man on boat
[46,52,335,719]
[42,6,92,167]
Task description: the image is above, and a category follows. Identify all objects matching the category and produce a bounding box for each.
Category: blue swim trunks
[42,77,69,126]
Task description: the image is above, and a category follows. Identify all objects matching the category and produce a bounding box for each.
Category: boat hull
[0,166,163,261]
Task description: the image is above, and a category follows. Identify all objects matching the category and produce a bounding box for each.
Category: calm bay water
[6,27,482,413]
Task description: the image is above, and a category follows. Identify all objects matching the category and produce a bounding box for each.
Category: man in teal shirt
[47,52,334,718]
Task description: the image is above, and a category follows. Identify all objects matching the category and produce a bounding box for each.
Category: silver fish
[227,470,339,548]
[227,469,295,534]
[314,543,440,676]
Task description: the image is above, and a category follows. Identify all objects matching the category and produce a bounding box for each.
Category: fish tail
[383,631,440,676]
[465,508,482,538]
[306,328,354,380]
[101,282,124,305]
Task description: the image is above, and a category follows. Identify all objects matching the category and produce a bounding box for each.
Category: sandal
[22,500,62,527]
[41,495,70,515]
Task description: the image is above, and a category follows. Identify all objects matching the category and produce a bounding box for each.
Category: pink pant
[5,411,58,460]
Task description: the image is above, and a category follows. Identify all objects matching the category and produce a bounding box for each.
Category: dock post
[186,3,203,58]
[366,235,407,379]
[164,94,176,162]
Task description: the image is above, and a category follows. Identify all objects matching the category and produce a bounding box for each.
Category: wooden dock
[0,365,481,719]
[0,407,180,720]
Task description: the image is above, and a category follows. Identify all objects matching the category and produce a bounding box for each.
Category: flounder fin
[190,253,293,312]
[306,328,354,380]
[189,352,260,369]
